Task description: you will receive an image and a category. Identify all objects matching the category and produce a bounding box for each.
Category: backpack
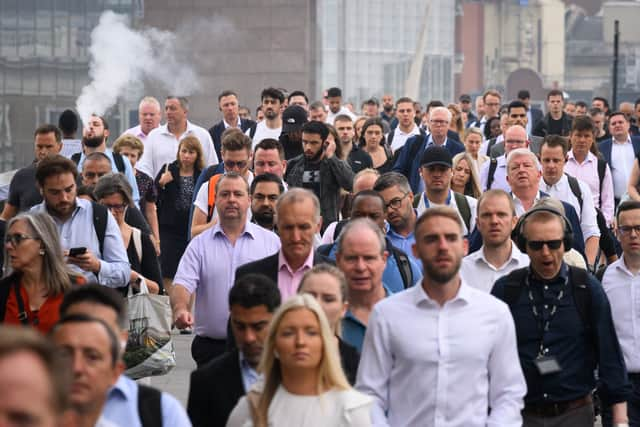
[206,174,224,222]
[486,157,498,190]
[566,174,584,211]
[71,152,126,174]
[501,266,593,333]
[91,202,108,256]
[138,384,162,427]
[413,192,472,232]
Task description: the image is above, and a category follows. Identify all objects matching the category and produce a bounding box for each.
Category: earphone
[512,206,574,252]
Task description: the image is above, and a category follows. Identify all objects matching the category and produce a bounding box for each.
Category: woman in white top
[226,294,371,427]
[463,127,489,173]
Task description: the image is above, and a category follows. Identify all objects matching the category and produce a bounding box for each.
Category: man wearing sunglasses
[191,129,253,238]
[491,204,631,427]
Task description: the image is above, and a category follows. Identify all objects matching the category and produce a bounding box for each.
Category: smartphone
[68,247,87,257]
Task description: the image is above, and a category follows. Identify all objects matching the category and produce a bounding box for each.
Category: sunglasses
[225,160,248,170]
[5,233,39,246]
[526,239,563,251]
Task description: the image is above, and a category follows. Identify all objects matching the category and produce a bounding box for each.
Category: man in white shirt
[539,136,600,267]
[325,86,357,124]
[469,89,502,135]
[414,146,477,236]
[602,200,640,426]
[122,96,161,142]
[356,206,526,427]
[461,189,529,292]
[137,96,218,178]
[248,88,284,148]
[387,97,422,153]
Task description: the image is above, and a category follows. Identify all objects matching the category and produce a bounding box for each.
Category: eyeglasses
[429,119,449,126]
[225,160,248,170]
[505,140,527,145]
[385,192,409,210]
[83,171,108,179]
[526,239,563,251]
[618,225,640,236]
[102,203,127,212]
[5,233,39,246]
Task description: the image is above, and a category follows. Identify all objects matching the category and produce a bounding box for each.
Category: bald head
[504,125,528,155]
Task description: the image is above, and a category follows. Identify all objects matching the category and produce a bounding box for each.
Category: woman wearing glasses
[0,211,85,333]
[94,173,161,294]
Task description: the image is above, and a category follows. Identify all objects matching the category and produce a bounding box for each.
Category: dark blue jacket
[597,136,640,166]
[392,134,465,194]
[208,119,256,162]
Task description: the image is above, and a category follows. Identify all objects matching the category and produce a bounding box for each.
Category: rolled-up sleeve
[98,212,131,288]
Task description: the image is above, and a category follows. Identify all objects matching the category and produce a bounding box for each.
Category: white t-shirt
[249,121,282,149]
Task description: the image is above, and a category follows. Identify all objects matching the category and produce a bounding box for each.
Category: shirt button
[544,285,549,290]
[543,393,548,399]
[544,304,548,309]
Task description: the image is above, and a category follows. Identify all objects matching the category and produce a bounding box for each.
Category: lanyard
[524,272,569,357]
[423,191,452,209]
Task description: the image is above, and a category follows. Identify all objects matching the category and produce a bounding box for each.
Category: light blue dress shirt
[102,375,192,427]
[239,351,261,392]
[32,198,130,287]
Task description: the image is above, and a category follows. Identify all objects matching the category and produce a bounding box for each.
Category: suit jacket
[235,251,334,286]
[597,136,640,166]
[208,118,256,162]
[489,135,544,158]
[187,350,245,427]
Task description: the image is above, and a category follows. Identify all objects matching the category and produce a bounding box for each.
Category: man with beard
[248,88,283,149]
[187,274,281,427]
[285,121,354,229]
[171,173,280,366]
[32,155,130,287]
[380,94,396,126]
[279,104,308,160]
[357,207,527,427]
[249,173,283,232]
[74,114,140,204]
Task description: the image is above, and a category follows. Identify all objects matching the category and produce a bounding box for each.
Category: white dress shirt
[122,124,150,142]
[389,124,421,153]
[610,136,635,198]
[540,174,600,240]
[356,281,526,427]
[460,244,530,292]
[602,256,640,373]
[137,121,218,178]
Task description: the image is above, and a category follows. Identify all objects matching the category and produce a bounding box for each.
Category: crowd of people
[1,85,640,427]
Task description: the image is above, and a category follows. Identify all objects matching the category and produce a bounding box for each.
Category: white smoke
[75,11,201,124]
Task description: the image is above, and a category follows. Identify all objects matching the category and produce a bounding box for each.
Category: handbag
[123,280,176,379]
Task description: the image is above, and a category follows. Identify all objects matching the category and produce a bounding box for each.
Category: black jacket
[208,119,256,162]
[154,161,201,226]
[235,251,334,285]
[347,144,373,174]
[187,350,244,427]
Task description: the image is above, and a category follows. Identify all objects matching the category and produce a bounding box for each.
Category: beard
[252,209,275,229]
[304,148,323,162]
[383,105,393,113]
[82,135,104,148]
[423,255,462,284]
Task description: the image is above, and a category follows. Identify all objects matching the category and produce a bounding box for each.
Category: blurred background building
[0,0,639,172]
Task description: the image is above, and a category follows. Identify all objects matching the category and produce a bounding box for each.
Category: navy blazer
[597,136,640,166]
[392,134,465,194]
[208,118,256,161]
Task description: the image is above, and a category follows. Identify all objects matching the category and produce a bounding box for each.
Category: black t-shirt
[8,162,42,212]
[548,117,564,136]
[302,160,321,199]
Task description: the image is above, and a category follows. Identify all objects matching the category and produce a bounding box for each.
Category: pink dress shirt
[277,250,314,301]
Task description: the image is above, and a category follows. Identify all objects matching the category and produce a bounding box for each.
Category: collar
[473,242,526,266]
[397,124,420,136]
[212,220,256,240]
[613,135,632,145]
[614,255,640,277]
[423,190,453,208]
[567,150,596,164]
[541,174,566,192]
[238,351,257,371]
[108,375,136,401]
[223,117,242,128]
[278,249,314,274]
[412,278,471,306]
[160,120,195,136]
[427,134,448,147]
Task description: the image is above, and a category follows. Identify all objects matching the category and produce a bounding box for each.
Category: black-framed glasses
[225,160,248,170]
[619,225,640,236]
[83,171,108,179]
[5,233,39,246]
[102,203,127,212]
[527,239,563,251]
[385,192,409,210]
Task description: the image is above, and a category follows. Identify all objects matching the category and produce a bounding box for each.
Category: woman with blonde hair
[447,103,465,136]
[298,264,359,384]
[226,294,371,427]
[451,152,482,198]
[463,127,489,172]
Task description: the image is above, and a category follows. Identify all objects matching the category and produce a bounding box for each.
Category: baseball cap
[459,94,471,103]
[420,146,453,168]
[282,105,308,134]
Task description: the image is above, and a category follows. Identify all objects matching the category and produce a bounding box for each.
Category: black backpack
[71,151,126,174]
[138,384,162,427]
[486,157,498,190]
[413,192,472,232]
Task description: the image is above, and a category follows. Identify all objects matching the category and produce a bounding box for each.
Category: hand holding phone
[68,247,87,257]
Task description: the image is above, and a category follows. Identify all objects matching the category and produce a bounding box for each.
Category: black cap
[282,105,308,133]
[420,146,452,168]
[459,94,471,103]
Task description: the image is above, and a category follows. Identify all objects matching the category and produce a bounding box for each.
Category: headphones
[512,206,573,252]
